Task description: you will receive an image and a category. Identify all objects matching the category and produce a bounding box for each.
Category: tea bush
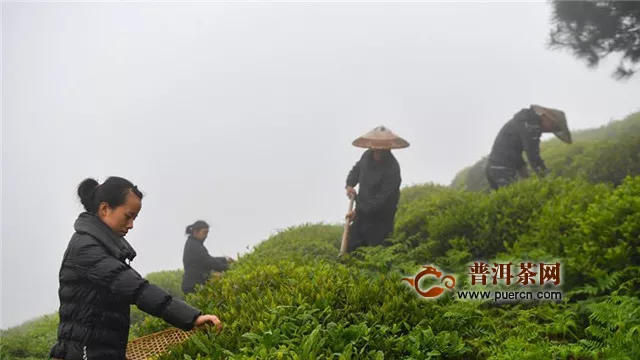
[3,178,639,359]
[2,112,639,360]
[149,175,639,360]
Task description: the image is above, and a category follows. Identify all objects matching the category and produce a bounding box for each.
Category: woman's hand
[194,314,223,332]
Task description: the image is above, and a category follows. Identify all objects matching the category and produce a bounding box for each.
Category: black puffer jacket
[49,212,202,360]
[181,236,229,294]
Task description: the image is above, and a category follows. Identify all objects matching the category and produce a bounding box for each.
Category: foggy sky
[2,1,639,329]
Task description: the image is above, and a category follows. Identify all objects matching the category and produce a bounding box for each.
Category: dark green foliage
[548,0,640,79]
[3,112,639,360]
[3,179,639,358]
[147,175,638,360]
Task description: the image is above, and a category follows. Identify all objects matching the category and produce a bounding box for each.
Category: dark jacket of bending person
[485,104,572,191]
[181,220,232,295]
[50,177,222,360]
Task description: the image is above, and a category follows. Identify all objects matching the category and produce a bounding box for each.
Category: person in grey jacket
[485,104,572,190]
[181,220,233,295]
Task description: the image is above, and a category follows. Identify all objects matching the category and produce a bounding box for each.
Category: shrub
[153,172,640,359]
[0,314,58,360]
[5,112,640,360]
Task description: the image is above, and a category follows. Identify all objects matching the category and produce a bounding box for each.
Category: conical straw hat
[352,125,410,150]
[531,105,572,144]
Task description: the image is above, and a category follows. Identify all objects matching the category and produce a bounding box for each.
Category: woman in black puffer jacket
[50,176,222,360]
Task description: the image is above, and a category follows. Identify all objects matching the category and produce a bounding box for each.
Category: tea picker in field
[181,220,234,295]
[50,177,222,360]
[340,126,409,255]
[485,104,572,191]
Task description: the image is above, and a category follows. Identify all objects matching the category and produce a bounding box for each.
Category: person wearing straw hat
[344,126,409,253]
[485,104,572,191]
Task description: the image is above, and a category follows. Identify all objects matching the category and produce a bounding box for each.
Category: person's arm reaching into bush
[519,118,548,176]
[73,237,223,332]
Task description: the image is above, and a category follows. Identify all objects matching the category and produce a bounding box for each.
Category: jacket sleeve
[200,251,229,273]
[519,119,547,173]
[356,164,401,214]
[71,238,202,331]
[346,159,361,188]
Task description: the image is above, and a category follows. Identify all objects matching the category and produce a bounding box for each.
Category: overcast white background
[2,1,639,329]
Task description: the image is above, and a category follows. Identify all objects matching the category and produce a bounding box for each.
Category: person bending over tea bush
[486,104,572,190]
[181,220,234,295]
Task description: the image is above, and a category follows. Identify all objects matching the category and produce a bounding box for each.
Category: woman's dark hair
[186,220,209,235]
[77,176,143,214]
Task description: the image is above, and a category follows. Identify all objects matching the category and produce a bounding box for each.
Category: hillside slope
[2,111,639,360]
[450,111,640,192]
[125,174,639,360]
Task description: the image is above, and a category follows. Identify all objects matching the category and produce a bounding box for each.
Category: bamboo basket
[126,327,196,360]
[126,271,226,360]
